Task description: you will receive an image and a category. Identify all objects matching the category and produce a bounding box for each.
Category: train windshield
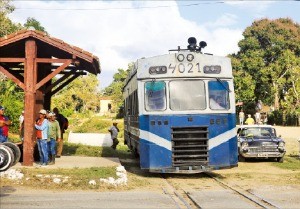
[208,80,230,110]
[145,81,167,111]
[169,80,206,110]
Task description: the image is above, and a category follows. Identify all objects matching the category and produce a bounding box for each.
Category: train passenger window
[145,81,166,111]
[169,80,206,111]
[209,81,230,110]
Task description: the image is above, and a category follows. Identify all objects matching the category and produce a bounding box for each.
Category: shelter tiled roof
[0,29,101,75]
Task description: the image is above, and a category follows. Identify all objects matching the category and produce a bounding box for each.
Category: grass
[271,137,300,170]
[2,116,145,191]
[62,143,118,157]
[271,155,300,170]
[1,166,121,191]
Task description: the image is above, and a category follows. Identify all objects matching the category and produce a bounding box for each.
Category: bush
[268,110,299,126]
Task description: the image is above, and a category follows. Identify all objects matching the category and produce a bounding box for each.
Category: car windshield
[240,127,276,138]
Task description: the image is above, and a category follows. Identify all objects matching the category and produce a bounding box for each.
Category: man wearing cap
[35,109,49,166]
[0,106,12,143]
[108,121,119,150]
[47,112,61,165]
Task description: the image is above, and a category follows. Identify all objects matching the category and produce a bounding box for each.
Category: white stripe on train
[139,128,237,151]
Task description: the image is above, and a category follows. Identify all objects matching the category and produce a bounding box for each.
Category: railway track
[160,172,282,209]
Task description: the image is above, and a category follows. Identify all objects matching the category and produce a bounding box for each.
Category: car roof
[239,125,274,129]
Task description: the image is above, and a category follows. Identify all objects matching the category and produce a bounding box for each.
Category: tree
[24,17,48,34]
[102,63,132,114]
[51,74,101,115]
[231,18,300,117]
[0,0,23,37]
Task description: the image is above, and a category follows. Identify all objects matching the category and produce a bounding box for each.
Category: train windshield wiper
[216,78,231,92]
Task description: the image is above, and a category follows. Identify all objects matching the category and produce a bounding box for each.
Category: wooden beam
[35,58,73,63]
[49,74,80,96]
[44,70,75,94]
[35,59,72,91]
[0,58,25,62]
[0,65,25,90]
[44,70,86,94]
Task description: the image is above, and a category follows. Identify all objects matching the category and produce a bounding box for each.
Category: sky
[8,0,300,90]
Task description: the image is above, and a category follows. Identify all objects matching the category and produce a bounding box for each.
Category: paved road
[0,187,178,209]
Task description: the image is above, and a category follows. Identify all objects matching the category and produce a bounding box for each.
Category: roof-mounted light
[187,37,197,51]
[149,66,167,75]
[187,37,207,53]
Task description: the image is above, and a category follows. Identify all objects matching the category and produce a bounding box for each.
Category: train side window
[208,81,230,110]
[145,81,166,111]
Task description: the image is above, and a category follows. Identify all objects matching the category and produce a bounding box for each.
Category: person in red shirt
[0,106,12,143]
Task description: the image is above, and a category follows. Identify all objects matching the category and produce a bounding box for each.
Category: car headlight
[278,141,285,152]
[241,141,248,152]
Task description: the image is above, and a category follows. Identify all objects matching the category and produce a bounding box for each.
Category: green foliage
[0,78,24,133]
[72,117,112,133]
[24,17,48,34]
[0,0,15,14]
[102,64,132,116]
[268,110,300,126]
[51,74,101,114]
[0,0,23,37]
[232,18,300,118]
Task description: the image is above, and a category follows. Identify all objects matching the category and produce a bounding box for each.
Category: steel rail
[160,174,195,209]
[204,172,281,209]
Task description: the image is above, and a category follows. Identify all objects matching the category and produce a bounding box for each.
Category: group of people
[239,109,266,125]
[0,105,67,167]
[34,108,67,166]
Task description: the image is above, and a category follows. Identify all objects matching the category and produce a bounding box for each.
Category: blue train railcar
[123,38,238,173]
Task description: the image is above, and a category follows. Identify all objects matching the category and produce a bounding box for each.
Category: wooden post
[23,39,37,166]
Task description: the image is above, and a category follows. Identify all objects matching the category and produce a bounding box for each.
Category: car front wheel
[277,157,284,163]
[239,155,246,162]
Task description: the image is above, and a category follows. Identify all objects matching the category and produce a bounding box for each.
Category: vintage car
[237,125,286,162]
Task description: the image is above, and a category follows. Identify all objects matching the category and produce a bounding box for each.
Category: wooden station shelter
[0,30,101,166]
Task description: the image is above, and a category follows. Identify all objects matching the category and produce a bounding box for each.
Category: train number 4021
[168,63,201,74]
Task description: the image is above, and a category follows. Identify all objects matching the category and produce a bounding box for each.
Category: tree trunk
[273,82,280,110]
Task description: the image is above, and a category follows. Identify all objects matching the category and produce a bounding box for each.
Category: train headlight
[204,65,222,74]
[278,141,285,152]
[241,141,248,152]
[149,66,167,74]
[177,54,185,62]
